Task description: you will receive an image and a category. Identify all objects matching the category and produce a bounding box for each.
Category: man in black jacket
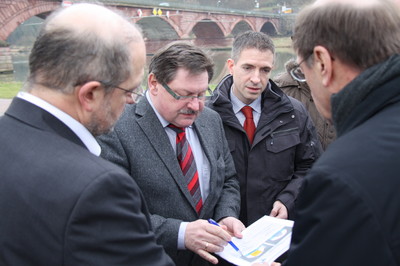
[283,0,400,265]
[208,31,321,227]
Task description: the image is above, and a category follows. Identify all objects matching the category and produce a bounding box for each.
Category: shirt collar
[230,84,263,115]
[17,91,101,156]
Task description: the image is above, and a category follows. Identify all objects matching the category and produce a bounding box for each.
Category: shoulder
[287,96,306,111]
[273,72,298,88]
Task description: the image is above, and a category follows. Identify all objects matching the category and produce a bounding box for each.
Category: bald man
[282,0,400,265]
[0,3,173,265]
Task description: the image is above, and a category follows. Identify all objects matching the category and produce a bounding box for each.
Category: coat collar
[332,54,400,136]
[5,97,86,149]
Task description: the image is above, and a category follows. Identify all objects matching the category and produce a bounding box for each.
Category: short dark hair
[148,41,214,84]
[231,31,275,61]
[292,0,400,70]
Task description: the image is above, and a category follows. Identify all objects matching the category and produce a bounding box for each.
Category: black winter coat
[284,55,400,266]
[208,75,321,225]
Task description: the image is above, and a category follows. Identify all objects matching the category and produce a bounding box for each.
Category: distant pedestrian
[274,59,336,150]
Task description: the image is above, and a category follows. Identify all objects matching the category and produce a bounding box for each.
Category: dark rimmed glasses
[290,54,313,83]
[161,82,214,101]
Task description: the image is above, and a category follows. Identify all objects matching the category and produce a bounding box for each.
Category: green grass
[0,81,22,98]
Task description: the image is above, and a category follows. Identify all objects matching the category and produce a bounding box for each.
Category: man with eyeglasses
[280,0,400,265]
[273,59,336,150]
[98,41,243,265]
[0,3,174,265]
[207,31,321,232]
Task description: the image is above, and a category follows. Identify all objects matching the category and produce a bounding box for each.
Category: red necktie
[168,125,203,214]
[241,106,256,144]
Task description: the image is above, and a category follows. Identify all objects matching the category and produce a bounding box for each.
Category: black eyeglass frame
[290,53,313,83]
[161,82,214,101]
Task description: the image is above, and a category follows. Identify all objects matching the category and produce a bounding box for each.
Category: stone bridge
[0,0,292,51]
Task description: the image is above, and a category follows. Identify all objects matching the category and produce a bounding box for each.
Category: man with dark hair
[283,0,400,265]
[0,3,173,265]
[98,41,243,265]
[208,31,321,227]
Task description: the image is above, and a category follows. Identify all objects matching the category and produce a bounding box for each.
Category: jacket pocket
[266,127,300,153]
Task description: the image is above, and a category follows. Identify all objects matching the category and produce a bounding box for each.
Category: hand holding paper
[215,216,293,266]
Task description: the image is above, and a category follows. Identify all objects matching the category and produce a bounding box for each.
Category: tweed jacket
[98,95,240,265]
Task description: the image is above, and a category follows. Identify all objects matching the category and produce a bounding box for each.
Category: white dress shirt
[17,91,101,156]
[230,85,262,128]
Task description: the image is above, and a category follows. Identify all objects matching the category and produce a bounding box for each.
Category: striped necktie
[168,124,203,214]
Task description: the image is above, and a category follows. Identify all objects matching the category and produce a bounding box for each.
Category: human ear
[148,73,159,95]
[227,58,235,74]
[77,81,104,112]
[313,46,333,87]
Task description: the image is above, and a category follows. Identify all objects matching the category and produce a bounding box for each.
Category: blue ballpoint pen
[208,218,242,254]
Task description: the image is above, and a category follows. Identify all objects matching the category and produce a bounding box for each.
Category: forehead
[169,68,209,92]
[172,68,208,82]
[236,48,274,65]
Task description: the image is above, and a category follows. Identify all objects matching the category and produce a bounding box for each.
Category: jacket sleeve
[64,169,174,266]
[276,101,322,218]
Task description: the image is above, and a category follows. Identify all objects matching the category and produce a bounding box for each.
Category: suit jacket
[0,97,174,266]
[98,96,241,265]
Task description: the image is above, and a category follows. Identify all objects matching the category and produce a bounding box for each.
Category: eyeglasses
[290,54,312,83]
[161,82,214,101]
[99,81,144,102]
[113,85,144,102]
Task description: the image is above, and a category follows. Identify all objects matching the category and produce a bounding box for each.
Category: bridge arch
[230,20,254,37]
[191,19,227,47]
[136,16,180,53]
[260,21,278,36]
[1,1,59,41]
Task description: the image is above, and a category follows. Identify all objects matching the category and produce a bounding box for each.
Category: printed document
[216,215,293,265]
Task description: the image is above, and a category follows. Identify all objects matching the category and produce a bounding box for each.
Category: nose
[187,97,201,111]
[250,70,261,84]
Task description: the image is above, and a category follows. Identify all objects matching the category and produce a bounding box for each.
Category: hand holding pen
[208,218,242,254]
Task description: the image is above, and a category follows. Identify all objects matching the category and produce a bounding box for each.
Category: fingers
[218,217,245,238]
[185,220,230,252]
[197,246,219,264]
[185,220,225,265]
[269,201,288,219]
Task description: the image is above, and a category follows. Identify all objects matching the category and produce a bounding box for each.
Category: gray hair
[292,0,400,70]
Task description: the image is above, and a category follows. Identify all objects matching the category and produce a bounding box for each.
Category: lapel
[5,97,85,148]
[135,98,200,213]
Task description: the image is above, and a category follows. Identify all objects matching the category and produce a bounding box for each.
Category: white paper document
[216,215,294,265]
